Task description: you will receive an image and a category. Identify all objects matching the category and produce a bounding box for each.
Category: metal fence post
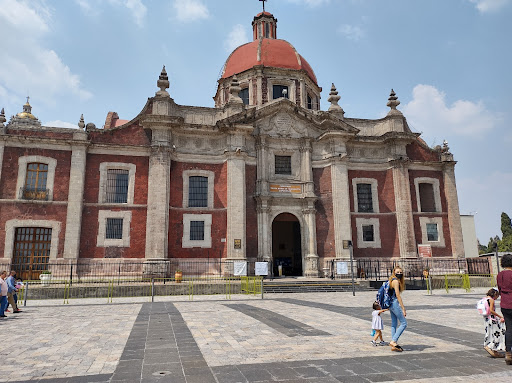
[261,277,264,300]
[70,264,73,287]
[151,278,154,303]
[23,281,28,307]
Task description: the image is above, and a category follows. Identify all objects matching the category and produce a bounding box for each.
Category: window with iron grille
[106,169,129,203]
[419,183,436,212]
[190,221,204,241]
[24,163,48,199]
[273,85,289,99]
[357,183,373,212]
[106,218,123,239]
[12,227,52,280]
[426,223,439,241]
[362,225,374,242]
[275,156,292,175]
[188,176,208,207]
[239,88,249,105]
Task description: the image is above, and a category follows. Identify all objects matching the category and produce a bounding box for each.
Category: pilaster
[303,203,319,277]
[226,152,246,260]
[391,160,417,258]
[443,163,465,258]
[145,129,171,259]
[63,140,88,259]
[331,159,352,259]
[0,141,4,184]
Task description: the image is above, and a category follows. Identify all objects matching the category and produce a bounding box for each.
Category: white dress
[484,312,506,351]
[372,310,383,330]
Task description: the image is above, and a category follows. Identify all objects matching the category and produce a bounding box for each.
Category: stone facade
[0,11,465,276]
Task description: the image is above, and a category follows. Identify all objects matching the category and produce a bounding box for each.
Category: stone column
[300,139,314,197]
[331,160,352,259]
[145,130,171,259]
[303,204,319,277]
[63,136,88,259]
[257,201,271,261]
[226,153,246,260]
[443,163,464,258]
[392,160,417,258]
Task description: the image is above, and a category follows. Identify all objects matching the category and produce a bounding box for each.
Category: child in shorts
[371,301,388,346]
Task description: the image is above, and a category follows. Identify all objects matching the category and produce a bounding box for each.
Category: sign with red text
[418,244,432,258]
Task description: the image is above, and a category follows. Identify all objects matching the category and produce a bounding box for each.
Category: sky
[0,0,510,247]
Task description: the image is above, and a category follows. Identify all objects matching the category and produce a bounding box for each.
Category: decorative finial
[26,96,30,105]
[442,140,451,154]
[0,108,6,126]
[228,75,243,105]
[386,89,402,116]
[327,83,344,117]
[156,65,170,97]
[78,114,85,130]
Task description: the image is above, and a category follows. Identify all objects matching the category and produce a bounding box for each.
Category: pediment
[257,110,311,138]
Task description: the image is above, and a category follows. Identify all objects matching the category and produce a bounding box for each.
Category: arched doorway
[272,213,302,276]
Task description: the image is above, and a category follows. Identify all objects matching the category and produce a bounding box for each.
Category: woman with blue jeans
[389,266,407,352]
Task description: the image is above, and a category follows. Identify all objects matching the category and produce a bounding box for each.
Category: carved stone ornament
[261,112,307,138]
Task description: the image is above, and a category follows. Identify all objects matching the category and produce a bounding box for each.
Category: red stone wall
[168,161,228,259]
[83,153,149,204]
[246,165,258,259]
[406,141,440,162]
[0,204,67,259]
[79,207,147,259]
[0,147,71,201]
[88,125,150,146]
[313,167,336,259]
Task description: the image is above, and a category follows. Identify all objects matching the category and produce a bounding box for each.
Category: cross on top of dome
[259,0,267,13]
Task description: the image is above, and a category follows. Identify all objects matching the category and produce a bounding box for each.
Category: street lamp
[494,240,500,274]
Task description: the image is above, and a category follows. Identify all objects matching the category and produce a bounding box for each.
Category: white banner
[233,261,247,276]
[255,262,269,276]
[336,261,348,275]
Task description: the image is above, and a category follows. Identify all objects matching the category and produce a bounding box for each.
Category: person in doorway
[482,288,506,358]
[371,301,388,346]
[6,271,21,313]
[497,253,512,365]
[389,266,407,352]
[0,271,8,318]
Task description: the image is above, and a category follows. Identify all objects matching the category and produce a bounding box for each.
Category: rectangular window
[106,169,129,203]
[12,227,52,280]
[362,225,374,242]
[307,95,312,109]
[273,85,289,99]
[426,223,439,241]
[357,183,373,213]
[190,221,205,241]
[419,183,436,212]
[23,163,48,200]
[239,88,249,105]
[275,156,292,175]
[106,218,123,240]
[265,22,270,38]
[188,176,208,207]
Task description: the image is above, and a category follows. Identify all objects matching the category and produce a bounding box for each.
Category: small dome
[16,100,37,120]
[221,38,318,85]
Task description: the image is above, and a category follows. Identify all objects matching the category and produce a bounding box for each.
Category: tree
[478,212,512,253]
[501,212,512,239]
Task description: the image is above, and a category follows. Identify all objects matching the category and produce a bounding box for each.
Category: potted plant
[39,270,52,285]
[174,269,183,283]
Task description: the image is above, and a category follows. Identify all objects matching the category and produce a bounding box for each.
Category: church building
[0,10,464,279]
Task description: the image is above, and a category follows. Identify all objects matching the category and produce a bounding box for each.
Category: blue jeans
[0,296,7,315]
[390,298,407,343]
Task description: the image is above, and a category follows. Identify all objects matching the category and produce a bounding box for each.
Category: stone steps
[263,280,375,294]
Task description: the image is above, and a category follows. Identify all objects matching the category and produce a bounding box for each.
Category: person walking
[6,271,21,313]
[0,271,8,318]
[482,288,506,358]
[497,253,512,365]
[371,301,388,346]
[388,266,407,352]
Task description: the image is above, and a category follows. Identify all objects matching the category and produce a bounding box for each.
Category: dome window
[239,88,249,105]
[307,94,313,109]
[273,85,289,100]
[265,22,270,38]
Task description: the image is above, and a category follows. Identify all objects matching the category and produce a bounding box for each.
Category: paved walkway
[0,288,511,382]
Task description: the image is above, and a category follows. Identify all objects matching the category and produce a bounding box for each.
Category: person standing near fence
[0,271,8,318]
[6,271,21,313]
[497,253,512,365]
[389,267,407,352]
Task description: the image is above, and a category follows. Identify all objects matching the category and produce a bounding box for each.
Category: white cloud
[76,0,147,27]
[0,0,92,108]
[173,0,209,23]
[224,24,249,53]
[44,120,78,129]
[402,84,499,138]
[468,0,510,13]
[337,24,365,41]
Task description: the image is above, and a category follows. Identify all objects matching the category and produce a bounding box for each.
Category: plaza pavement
[0,288,511,382]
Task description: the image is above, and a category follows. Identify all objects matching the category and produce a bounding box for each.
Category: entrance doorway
[272,213,302,276]
[12,227,52,280]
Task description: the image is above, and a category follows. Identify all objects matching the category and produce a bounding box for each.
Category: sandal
[391,345,403,352]
[484,346,497,357]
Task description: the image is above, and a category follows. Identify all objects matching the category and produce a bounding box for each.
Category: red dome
[221,38,318,85]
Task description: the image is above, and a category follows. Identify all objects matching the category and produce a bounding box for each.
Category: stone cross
[259,0,267,12]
